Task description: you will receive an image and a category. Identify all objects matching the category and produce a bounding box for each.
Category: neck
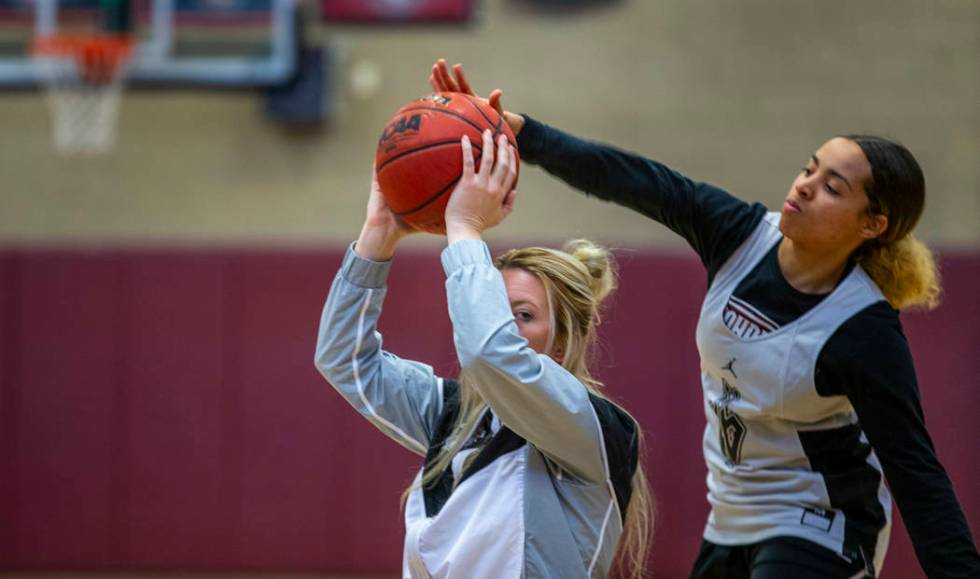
[777,238,856,294]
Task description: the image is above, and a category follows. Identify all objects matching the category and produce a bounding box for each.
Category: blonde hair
[406,239,654,579]
[857,235,940,310]
[845,135,942,310]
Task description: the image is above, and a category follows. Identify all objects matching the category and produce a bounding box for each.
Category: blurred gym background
[0,0,977,577]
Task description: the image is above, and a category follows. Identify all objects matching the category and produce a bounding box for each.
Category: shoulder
[816,302,915,397]
[704,208,774,285]
[831,301,906,352]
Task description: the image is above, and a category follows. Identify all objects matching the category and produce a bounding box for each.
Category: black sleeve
[517,115,766,280]
[816,304,980,578]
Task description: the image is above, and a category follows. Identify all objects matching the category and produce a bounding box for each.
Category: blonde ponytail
[858,234,941,310]
[612,434,655,579]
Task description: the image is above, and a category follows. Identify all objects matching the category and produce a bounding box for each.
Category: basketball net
[32,35,133,156]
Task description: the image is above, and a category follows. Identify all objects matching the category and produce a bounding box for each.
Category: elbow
[313,335,348,385]
[314,348,360,398]
[313,349,336,384]
[313,345,330,377]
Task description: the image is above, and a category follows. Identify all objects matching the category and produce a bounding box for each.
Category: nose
[795,176,815,199]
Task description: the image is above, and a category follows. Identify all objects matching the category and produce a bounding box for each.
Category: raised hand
[429,59,524,137]
[445,129,519,244]
[355,165,418,261]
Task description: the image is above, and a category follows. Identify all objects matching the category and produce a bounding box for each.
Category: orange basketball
[375,92,519,234]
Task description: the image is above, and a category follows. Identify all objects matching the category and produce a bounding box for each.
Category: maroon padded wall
[0,247,977,578]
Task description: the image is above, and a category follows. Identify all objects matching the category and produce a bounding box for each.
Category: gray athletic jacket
[314,240,639,579]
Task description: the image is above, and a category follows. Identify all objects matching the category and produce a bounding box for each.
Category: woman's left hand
[445,129,518,243]
[355,164,418,261]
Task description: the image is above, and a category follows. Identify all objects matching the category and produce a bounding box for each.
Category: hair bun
[563,239,617,304]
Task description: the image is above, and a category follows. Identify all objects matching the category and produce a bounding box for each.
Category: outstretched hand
[355,165,418,261]
[430,59,525,137]
[445,129,518,244]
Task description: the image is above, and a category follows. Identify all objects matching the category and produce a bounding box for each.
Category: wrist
[355,223,401,261]
[504,111,524,136]
[445,221,482,245]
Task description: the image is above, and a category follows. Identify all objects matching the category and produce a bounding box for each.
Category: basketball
[375,92,519,234]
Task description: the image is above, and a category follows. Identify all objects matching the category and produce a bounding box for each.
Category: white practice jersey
[696,213,892,574]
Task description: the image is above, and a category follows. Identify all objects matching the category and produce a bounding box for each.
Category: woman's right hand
[354,165,417,261]
[430,59,525,137]
[444,130,519,244]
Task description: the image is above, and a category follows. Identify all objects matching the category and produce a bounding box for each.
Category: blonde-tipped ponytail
[858,235,941,310]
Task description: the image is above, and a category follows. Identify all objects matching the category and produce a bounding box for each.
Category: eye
[801,166,813,177]
[514,311,534,322]
[824,182,839,195]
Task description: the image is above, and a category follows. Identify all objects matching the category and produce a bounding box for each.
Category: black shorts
[689,536,872,579]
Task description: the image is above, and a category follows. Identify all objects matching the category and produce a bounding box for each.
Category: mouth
[783,199,801,213]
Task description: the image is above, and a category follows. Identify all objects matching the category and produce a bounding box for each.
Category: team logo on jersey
[723,296,779,338]
[722,357,737,379]
[711,379,740,406]
[709,378,747,465]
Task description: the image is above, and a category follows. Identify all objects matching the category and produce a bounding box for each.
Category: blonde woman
[315,130,653,578]
[429,62,980,578]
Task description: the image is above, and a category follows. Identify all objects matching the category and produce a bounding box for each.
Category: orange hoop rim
[32,34,134,83]
[32,34,134,58]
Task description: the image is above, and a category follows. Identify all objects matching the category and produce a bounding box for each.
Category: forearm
[515,115,764,271]
[442,239,607,481]
[314,244,441,455]
[516,115,701,225]
[886,465,980,578]
[355,221,401,261]
[867,394,979,575]
[830,321,980,577]
[314,244,392,385]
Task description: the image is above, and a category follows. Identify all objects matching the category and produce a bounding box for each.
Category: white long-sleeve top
[314,240,640,578]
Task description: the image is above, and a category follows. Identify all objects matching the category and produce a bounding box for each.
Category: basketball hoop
[32,35,134,156]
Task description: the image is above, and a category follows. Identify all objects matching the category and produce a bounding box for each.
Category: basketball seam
[461,93,499,133]
[461,94,512,146]
[377,139,482,173]
[393,152,483,217]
